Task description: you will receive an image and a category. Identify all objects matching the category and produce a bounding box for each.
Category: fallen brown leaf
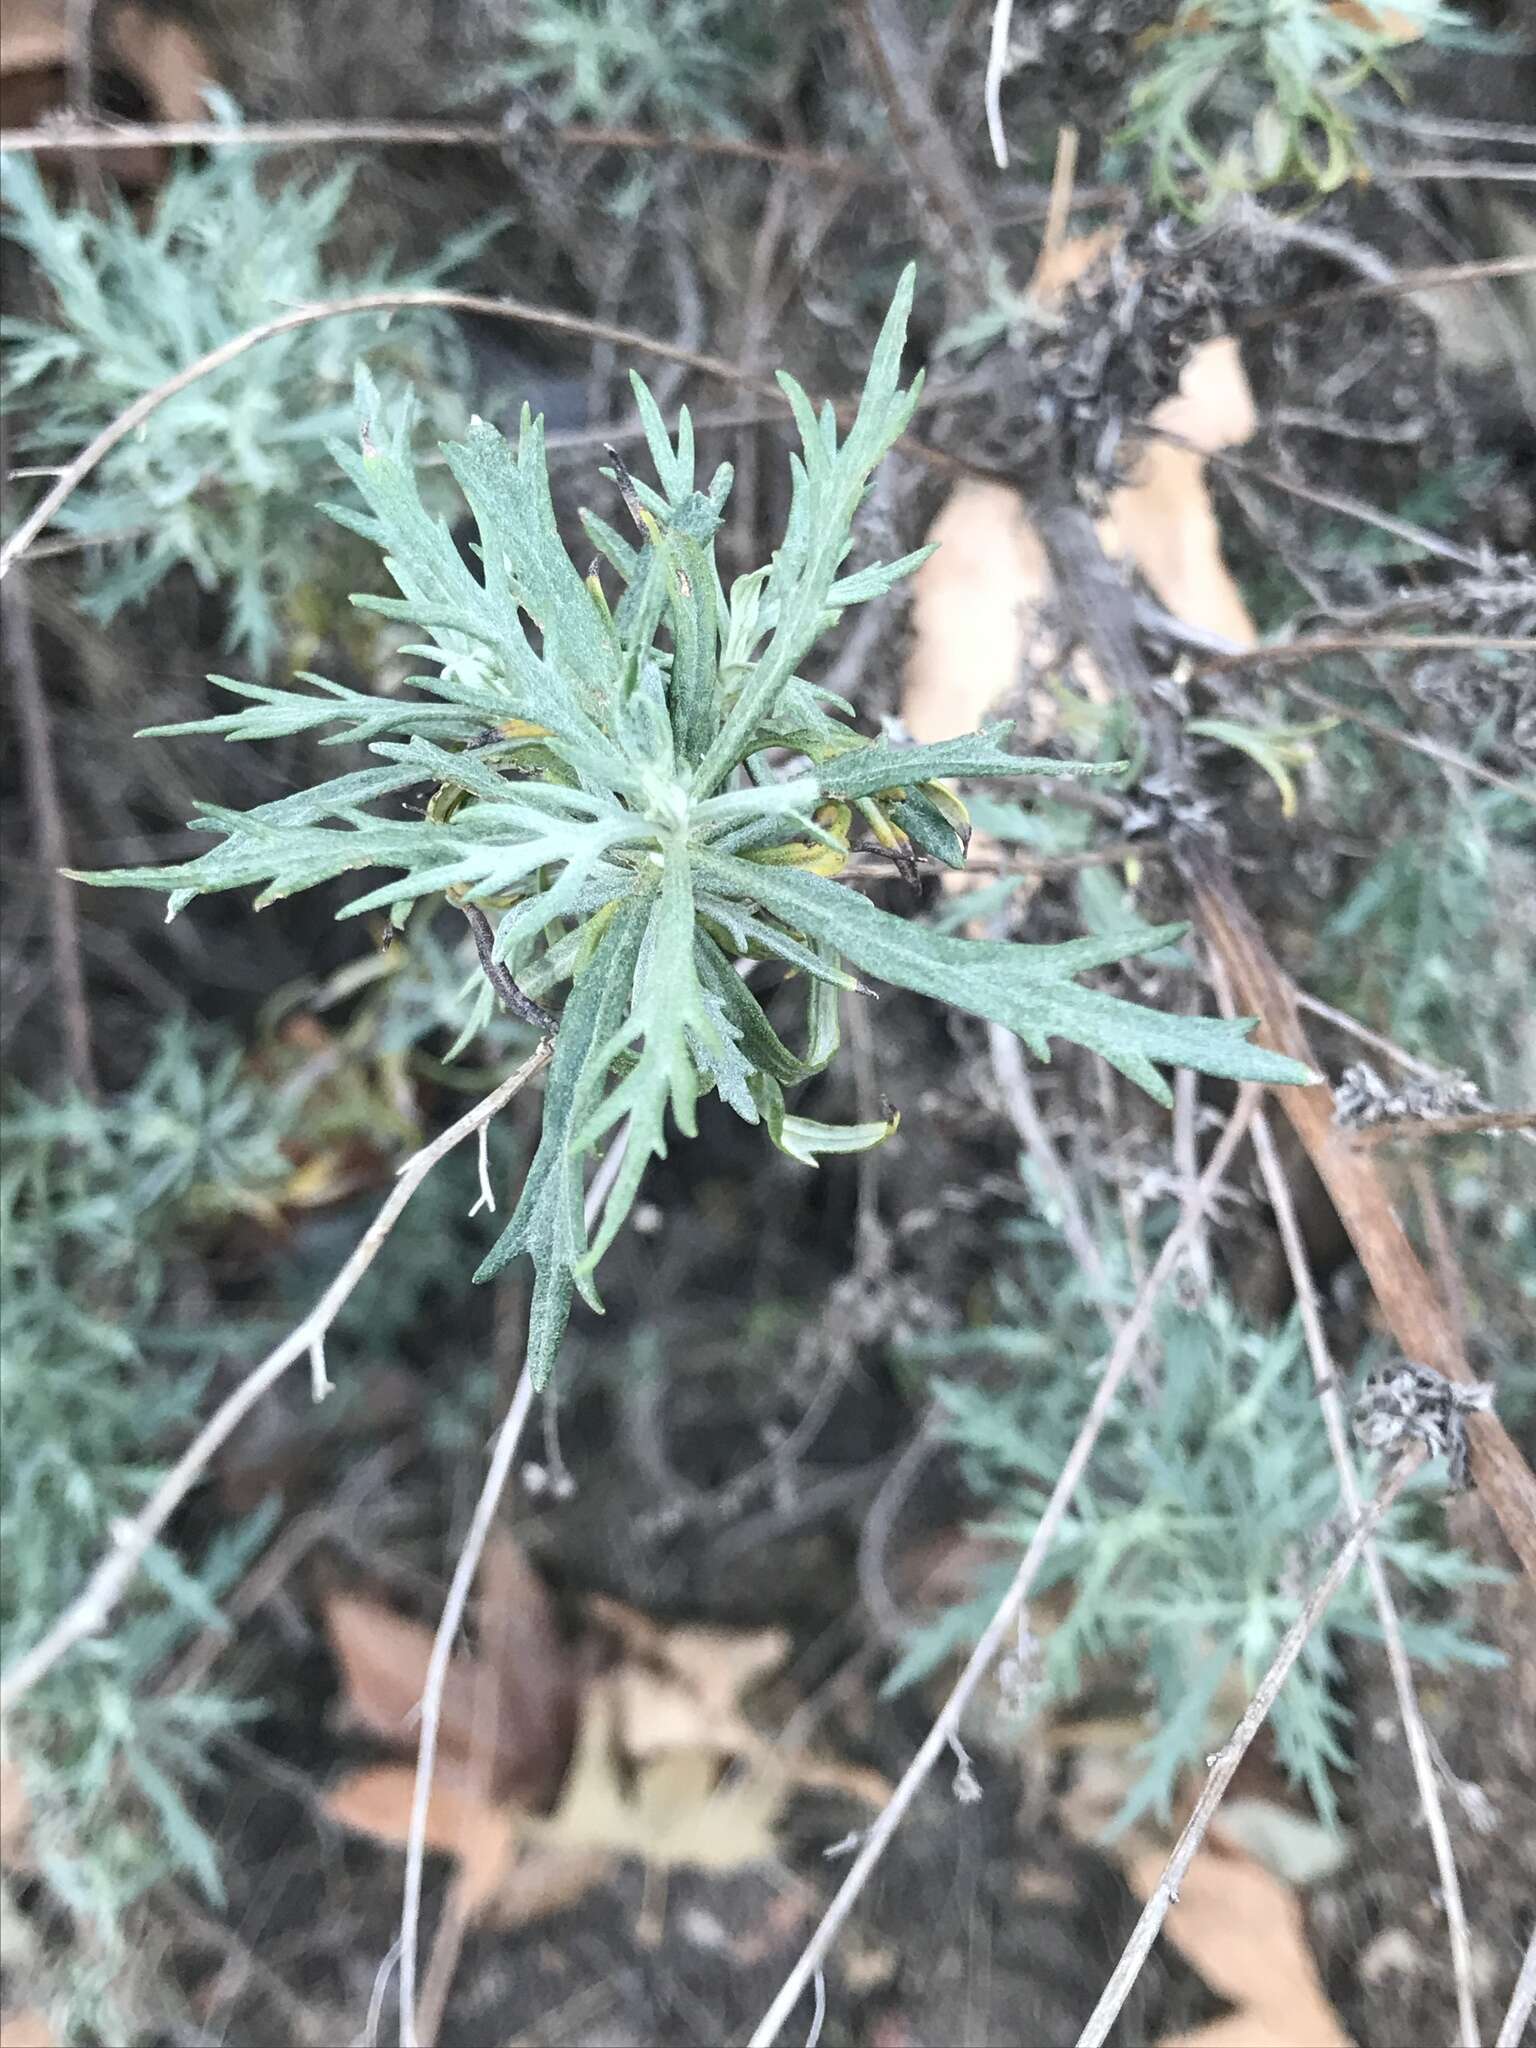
[531,1675,783,1873]
[903,233,1257,750]
[903,481,1057,745]
[321,1533,576,1811]
[325,1762,519,1918]
[0,0,217,187]
[323,1591,477,1753]
[1327,1,1425,41]
[0,2011,58,2048]
[592,1597,890,1805]
[1130,1828,1352,2048]
[0,1756,31,1870]
[106,5,215,122]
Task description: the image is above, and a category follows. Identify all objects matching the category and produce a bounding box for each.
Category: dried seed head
[1352,1361,1495,1492]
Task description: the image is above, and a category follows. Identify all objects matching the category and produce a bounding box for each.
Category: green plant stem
[1075,1448,1425,2048]
[0,1045,551,1718]
[748,1081,1264,2048]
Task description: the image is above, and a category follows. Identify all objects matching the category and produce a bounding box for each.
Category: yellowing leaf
[532,1677,783,1873]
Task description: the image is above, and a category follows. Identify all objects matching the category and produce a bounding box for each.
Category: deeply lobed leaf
[74,263,1311,1384]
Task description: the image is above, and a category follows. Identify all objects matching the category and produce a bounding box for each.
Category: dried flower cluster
[1353,1361,1495,1492]
[1332,1060,1485,1131]
[1001,0,1167,130]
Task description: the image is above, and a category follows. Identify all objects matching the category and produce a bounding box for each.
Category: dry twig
[1347,1108,1536,1148]
[0,293,764,580]
[1196,633,1536,671]
[1074,1449,1426,2048]
[396,1133,628,2046]
[1495,1923,1536,2048]
[983,0,1017,167]
[1187,845,1536,1586]
[1242,252,1536,327]
[1223,936,1482,2048]
[0,115,873,182]
[1255,673,1536,807]
[0,1045,552,1717]
[748,1085,1264,2047]
[0,562,97,1097]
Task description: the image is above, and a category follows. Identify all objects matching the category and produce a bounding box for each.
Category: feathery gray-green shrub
[0,1025,285,2023]
[894,1259,1504,1831]
[0,103,496,663]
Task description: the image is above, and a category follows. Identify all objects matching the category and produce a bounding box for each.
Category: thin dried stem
[1494,1923,1536,2048]
[1293,989,1443,1079]
[848,0,990,300]
[1037,124,1081,279]
[1347,1108,1536,1147]
[1075,1449,1424,2048]
[397,1368,537,2048]
[1246,1090,1480,2048]
[0,1044,552,1717]
[0,116,872,182]
[0,293,762,580]
[987,1024,1110,1301]
[0,562,97,1097]
[1242,252,1536,328]
[397,1132,627,2046]
[1261,673,1536,808]
[984,0,1017,167]
[748,1084,1263,2047]
[1153,432,1484,570]
[1290,993,1536,1151]
[1197,632,1536,671]
[1173,1057,1212,1299]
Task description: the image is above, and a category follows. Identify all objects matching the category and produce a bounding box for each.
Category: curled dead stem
[0,294,761,581]
[0,1044,552,1718]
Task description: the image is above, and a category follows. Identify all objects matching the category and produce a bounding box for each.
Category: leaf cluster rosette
[76,267,1310,1384]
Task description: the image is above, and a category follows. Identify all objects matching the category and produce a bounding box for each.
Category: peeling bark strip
[1186,840,1536,1588]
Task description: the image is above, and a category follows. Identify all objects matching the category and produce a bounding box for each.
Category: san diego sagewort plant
[77,268,1310,1384]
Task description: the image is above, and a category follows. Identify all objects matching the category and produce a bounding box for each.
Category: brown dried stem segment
[1187,842,1536,1588]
